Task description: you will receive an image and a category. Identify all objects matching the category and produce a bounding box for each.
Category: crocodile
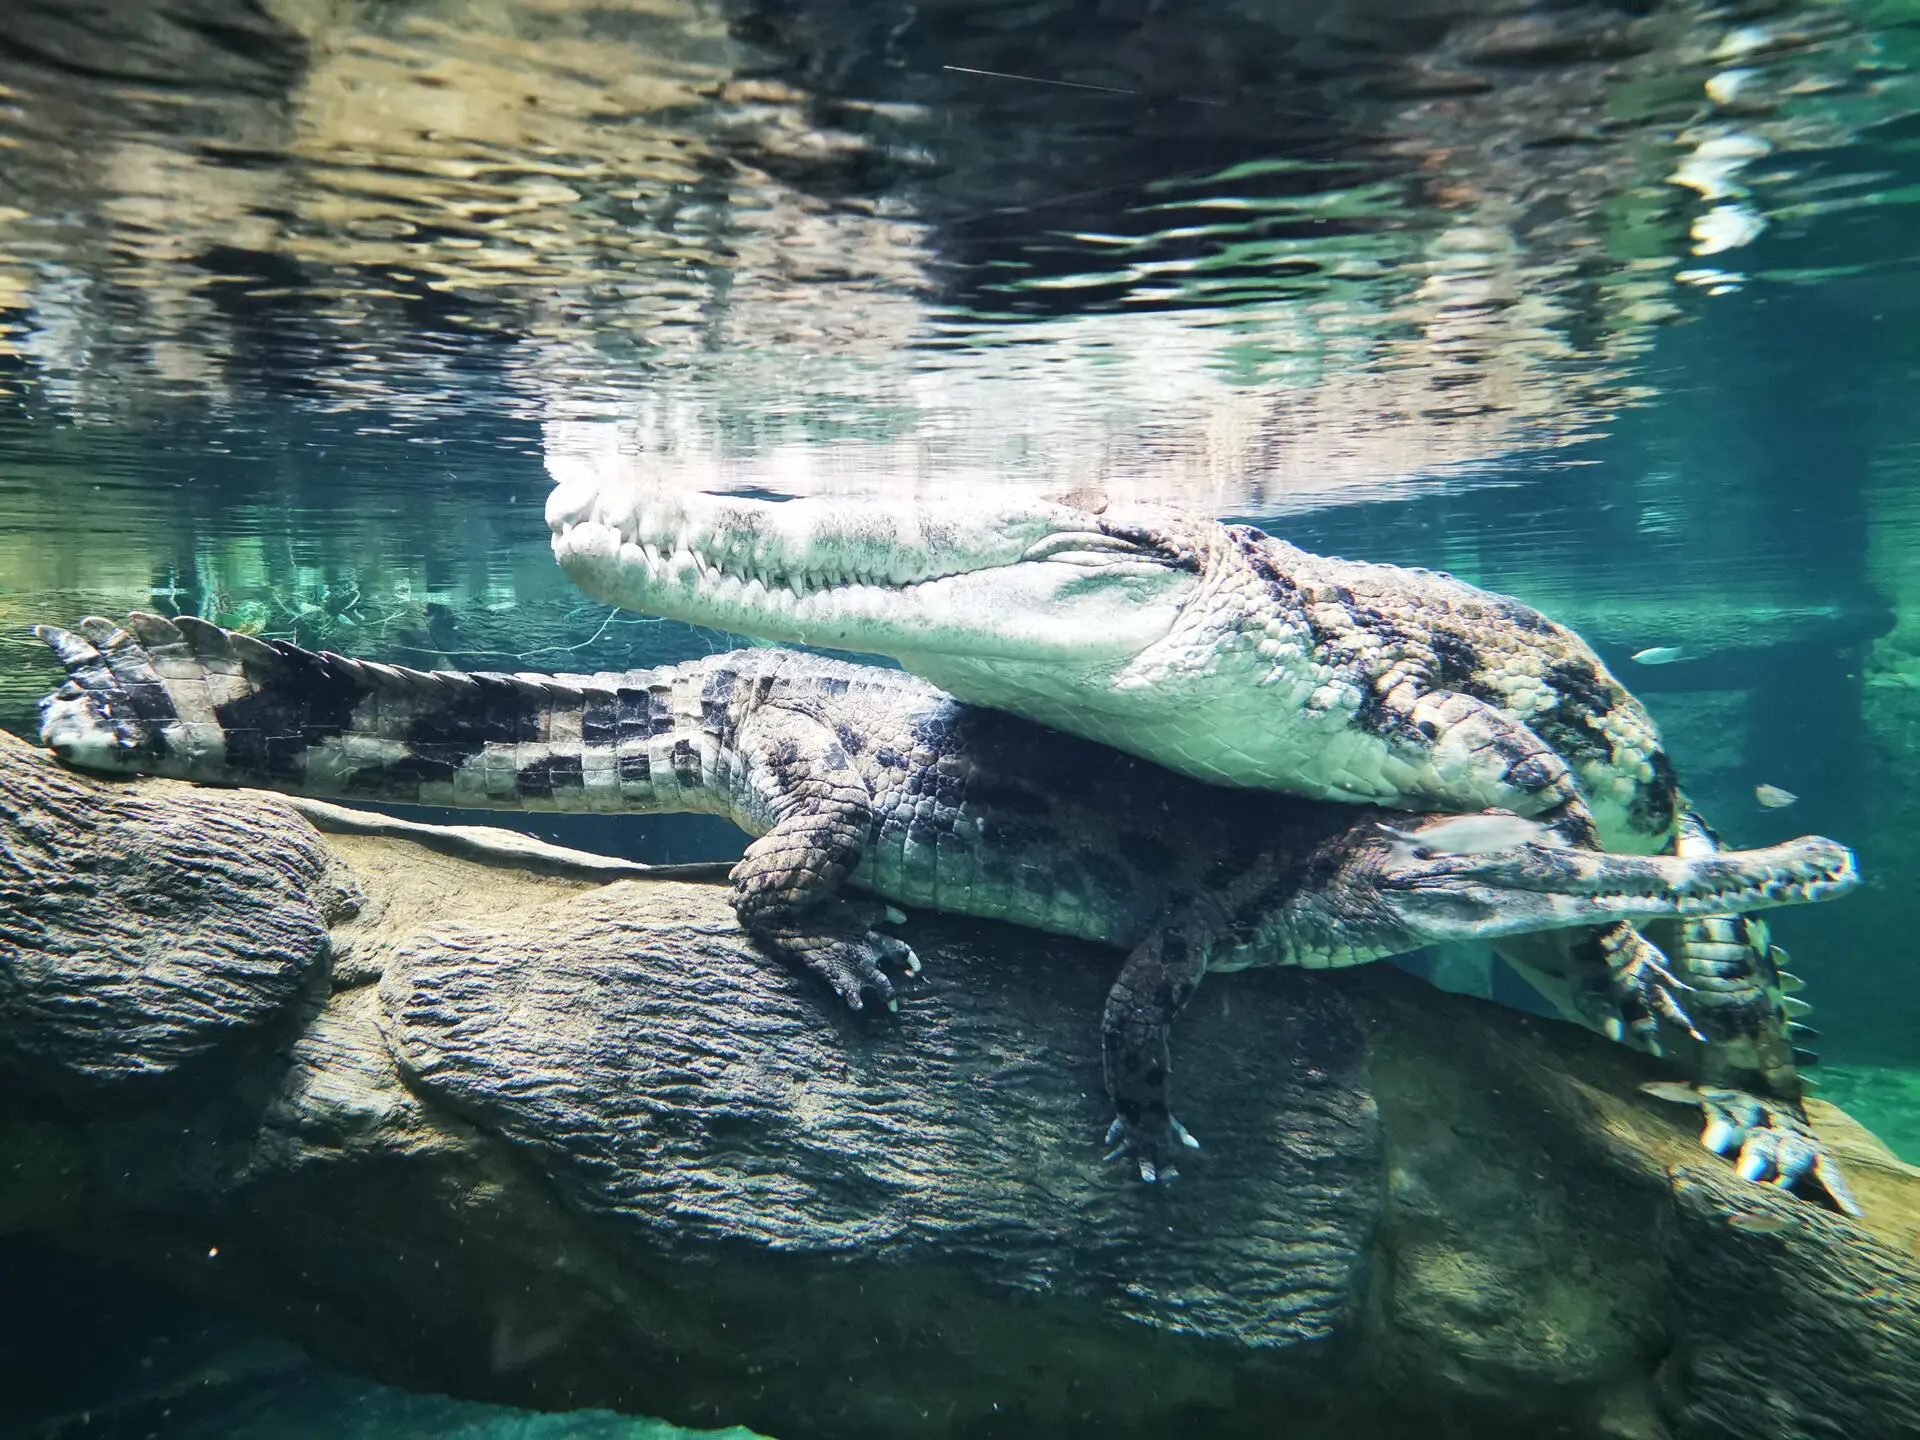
[33,613,1860,1209]
[546,485,1677,844]
[544,483,1830,1094]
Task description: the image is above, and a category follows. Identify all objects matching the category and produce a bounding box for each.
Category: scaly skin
[546,486,1673,842]
[544,484,1828,1098]
[33,614,1861,1210]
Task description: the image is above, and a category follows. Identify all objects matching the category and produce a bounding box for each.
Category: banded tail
[34,613,732,817]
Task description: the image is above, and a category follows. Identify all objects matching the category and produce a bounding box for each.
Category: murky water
[5,1,1920,1436]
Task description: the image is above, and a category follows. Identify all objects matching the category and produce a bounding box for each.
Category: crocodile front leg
[1588,922,1707,1051]
[1385,749,1704,1057]
[730,709,919,1011]
[1099,904,1217,1183]
[1632,812,1857,1213]
[1385,689,1708,1043]
[1388,687,1586,820]
[1652,810,1813,1099]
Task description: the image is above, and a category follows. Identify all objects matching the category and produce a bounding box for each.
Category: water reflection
[3,0,1915,505]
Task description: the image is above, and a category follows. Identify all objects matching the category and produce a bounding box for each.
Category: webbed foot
[1641,1081,1862,1216]
[747,897,921,1013]
[1589,924,1704,1055]
[1102,1111,1202,1184]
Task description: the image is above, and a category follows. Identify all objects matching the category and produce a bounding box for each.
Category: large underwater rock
[2,727,1918,1440]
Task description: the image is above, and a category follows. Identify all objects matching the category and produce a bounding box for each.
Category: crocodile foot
[1590,925,1704,1055]
[1641,1081,1863,1216]
[747,898,921,1013]
[1103,1111,1202,1184]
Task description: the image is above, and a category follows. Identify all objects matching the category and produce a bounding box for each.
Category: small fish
[1632,645,1687,665]
[1755,784,1798,809]
[1377,813,1552,856]
[1726,1210,1798,1235]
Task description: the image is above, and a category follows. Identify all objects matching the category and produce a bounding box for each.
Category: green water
[4,0,1920,1436]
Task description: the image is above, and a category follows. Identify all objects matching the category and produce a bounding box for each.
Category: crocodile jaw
[548,483,1198,663]
[1366,831,1860,948]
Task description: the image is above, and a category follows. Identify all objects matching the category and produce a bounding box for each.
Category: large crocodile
[33,614,1859,1208]
[544,483,1828,1092]
[546,485,1676,844]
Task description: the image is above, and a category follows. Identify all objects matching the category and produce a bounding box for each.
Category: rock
[0,731,358,1081]
[2,727,1918,1440]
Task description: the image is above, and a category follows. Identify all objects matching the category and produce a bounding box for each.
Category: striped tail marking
[34,613,723,815]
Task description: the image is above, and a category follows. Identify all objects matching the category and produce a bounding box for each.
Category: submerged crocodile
[34,614,1859,1209]
[547,485,1677,844]
[545,484,1827,1095]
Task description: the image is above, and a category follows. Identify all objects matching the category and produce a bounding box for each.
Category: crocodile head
[547,483,1210,665]
[1299,827,1858,961]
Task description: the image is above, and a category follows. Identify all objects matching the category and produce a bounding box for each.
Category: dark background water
[3,0,1920,1435]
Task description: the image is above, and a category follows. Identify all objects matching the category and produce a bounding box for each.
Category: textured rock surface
[382,881,1378,1325]
[3,727,1919,1440]
[0,732,356,1080]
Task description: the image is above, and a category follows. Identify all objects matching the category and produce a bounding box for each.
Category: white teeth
[603,510,966,595]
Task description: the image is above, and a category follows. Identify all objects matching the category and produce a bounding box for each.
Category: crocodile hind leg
[728,708,919,1012]
[1639,1083,1860,1216]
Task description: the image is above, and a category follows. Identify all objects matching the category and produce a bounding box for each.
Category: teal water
[4,1,1920,1436]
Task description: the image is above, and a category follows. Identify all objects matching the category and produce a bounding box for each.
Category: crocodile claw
[1641,1081,1863,1216]
[748,898,923,1013]
[872,904,922,973]
[1603,927,1704,1048]
[1102,1111,1201,1183]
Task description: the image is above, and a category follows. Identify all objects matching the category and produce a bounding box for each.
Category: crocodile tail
[33,613,714,814]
